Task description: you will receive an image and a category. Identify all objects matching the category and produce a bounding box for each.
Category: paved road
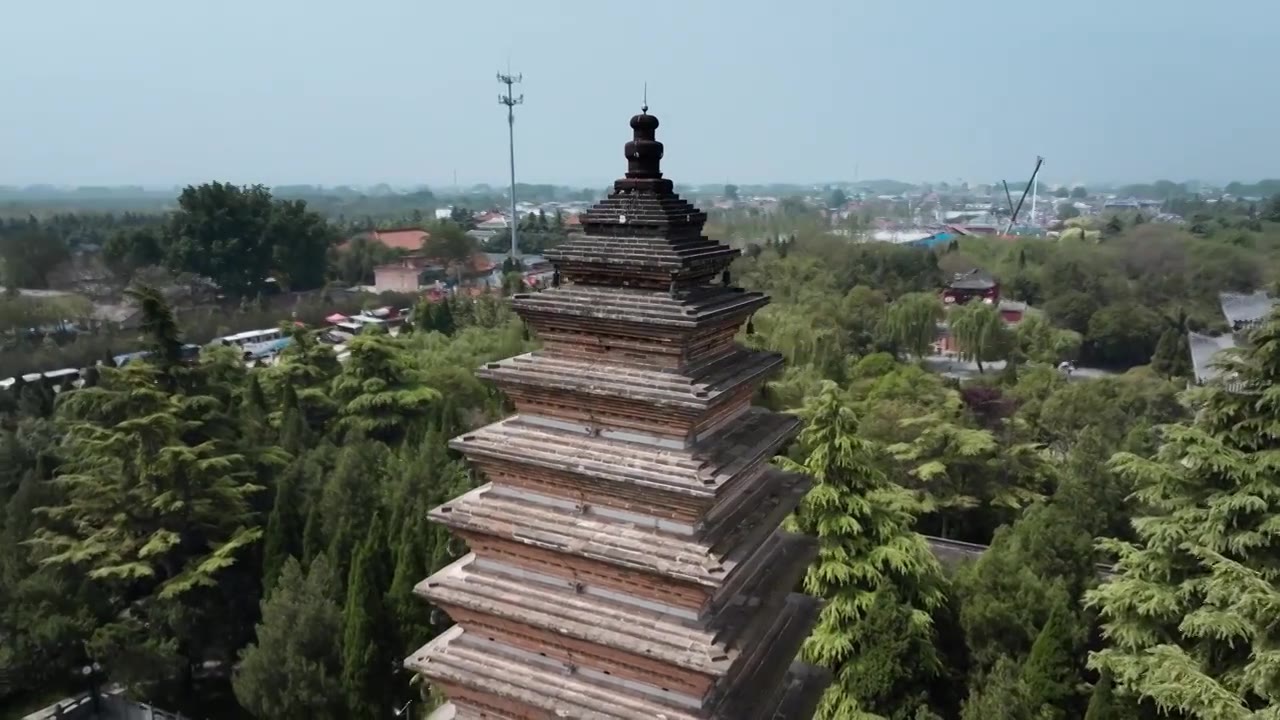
[925,535,1115,579]
[921,355,1115,382]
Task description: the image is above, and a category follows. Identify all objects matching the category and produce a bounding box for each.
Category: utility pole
[497,71,523,261]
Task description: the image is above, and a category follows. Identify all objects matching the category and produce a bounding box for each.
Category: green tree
[431,299,456,336]
[960,658,1035,720]
[341,513,396,719]
[261,462,305,596]
[888,413,1048,540]
[885,292,944,359]
[423,222,477,284]
[1070,186,1088,199]
[1013,314,1081,365]
[1149,327,1191,379]
[779,384,948,719]
[1086,309,1280,717]
[233,556,346,720]
[948,301,1007,373]
[828,187,849,209]
[1084,303,1163,368]
[102,226,165,280]
[1084,671,1122,720]
[0,220,69,289]
[1019,598,1085,718]
[268,199,338,290]
[1043,290,1099,335]
[31,358,265,684]
[165,182,277,297]
[330,330,440,444]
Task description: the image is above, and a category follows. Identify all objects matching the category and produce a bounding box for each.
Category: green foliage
[1086,308,1280,716]
[1150,326,1191,378]
[330,329,441,444]
[341,514,396,719]
[0,220,69,289]
[780,384,948,718]
[233,556,346,719]
[1084,671,1122,720]
[1013,314,1081,365]
[885,292,944,359]
[1020,598,1086,718]
[948,301,1008,372]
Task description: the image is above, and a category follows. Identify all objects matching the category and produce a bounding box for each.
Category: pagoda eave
[417,554,730,666]
[449,406,801,503]
[408,626,829,720]
[476,349,784,412]
[429,479,809,595]
[511,286,769,330]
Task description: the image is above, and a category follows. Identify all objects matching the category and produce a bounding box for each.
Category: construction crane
[1004,156,1044,234]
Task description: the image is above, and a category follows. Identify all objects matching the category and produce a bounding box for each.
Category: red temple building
[941,268,999,306]
[405,110,829,718]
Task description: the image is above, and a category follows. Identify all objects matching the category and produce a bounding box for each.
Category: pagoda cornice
[430,477,808,596]
[409,626,830,720]
[451,406,799,502]
[511,284,769,329]
[417,554,820,685]
[477,348,782,413]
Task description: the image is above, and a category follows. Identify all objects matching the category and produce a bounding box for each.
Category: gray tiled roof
[1219,291,1276,329]
[1188,331,1238,384]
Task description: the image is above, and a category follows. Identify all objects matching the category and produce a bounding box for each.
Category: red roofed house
[341,227,430,252]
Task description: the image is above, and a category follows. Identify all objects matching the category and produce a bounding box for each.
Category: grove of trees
[2,186,1280,719]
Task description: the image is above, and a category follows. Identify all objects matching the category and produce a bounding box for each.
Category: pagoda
[405,108,830,719]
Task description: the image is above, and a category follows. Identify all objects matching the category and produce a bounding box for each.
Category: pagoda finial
[626,97,663,179]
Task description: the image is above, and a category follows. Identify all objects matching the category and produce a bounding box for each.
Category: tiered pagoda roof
[406,108,829,719]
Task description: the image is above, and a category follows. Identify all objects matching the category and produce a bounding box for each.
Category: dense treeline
[2,189,1280,719]
[726,198,1280,717]
[0,285,527,717]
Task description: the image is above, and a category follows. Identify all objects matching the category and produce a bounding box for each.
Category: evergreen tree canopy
[329,329,440,444]
[341,513,396,719]
[233,556,346,720]
[779,383,948,719]
[1087,309,1280,717]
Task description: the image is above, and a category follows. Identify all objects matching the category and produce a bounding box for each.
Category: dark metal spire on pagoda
[624,109,664,180]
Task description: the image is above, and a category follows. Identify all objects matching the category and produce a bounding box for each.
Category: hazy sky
[1,0,1274,188]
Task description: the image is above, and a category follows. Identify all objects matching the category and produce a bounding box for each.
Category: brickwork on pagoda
[405,109,830,720]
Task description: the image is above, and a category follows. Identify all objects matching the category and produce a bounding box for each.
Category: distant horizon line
[0,177,1266,193]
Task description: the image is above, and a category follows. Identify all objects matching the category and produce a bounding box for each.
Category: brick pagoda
[406,108,829,719]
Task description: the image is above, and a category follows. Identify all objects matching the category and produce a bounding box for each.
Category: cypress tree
[387,502,433,654]
[278,383,308,455]
[261,463,304,595]
[1084,671,1121,720]
[431,298,455,336]
[413,297,435,333]
[340,513,395,719]
[233,556,346,720]
[1020,599,1084,718]
[779,383,948,718]
[301,501,324,568]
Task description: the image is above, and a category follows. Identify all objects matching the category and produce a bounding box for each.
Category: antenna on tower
[497,70,524,260]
